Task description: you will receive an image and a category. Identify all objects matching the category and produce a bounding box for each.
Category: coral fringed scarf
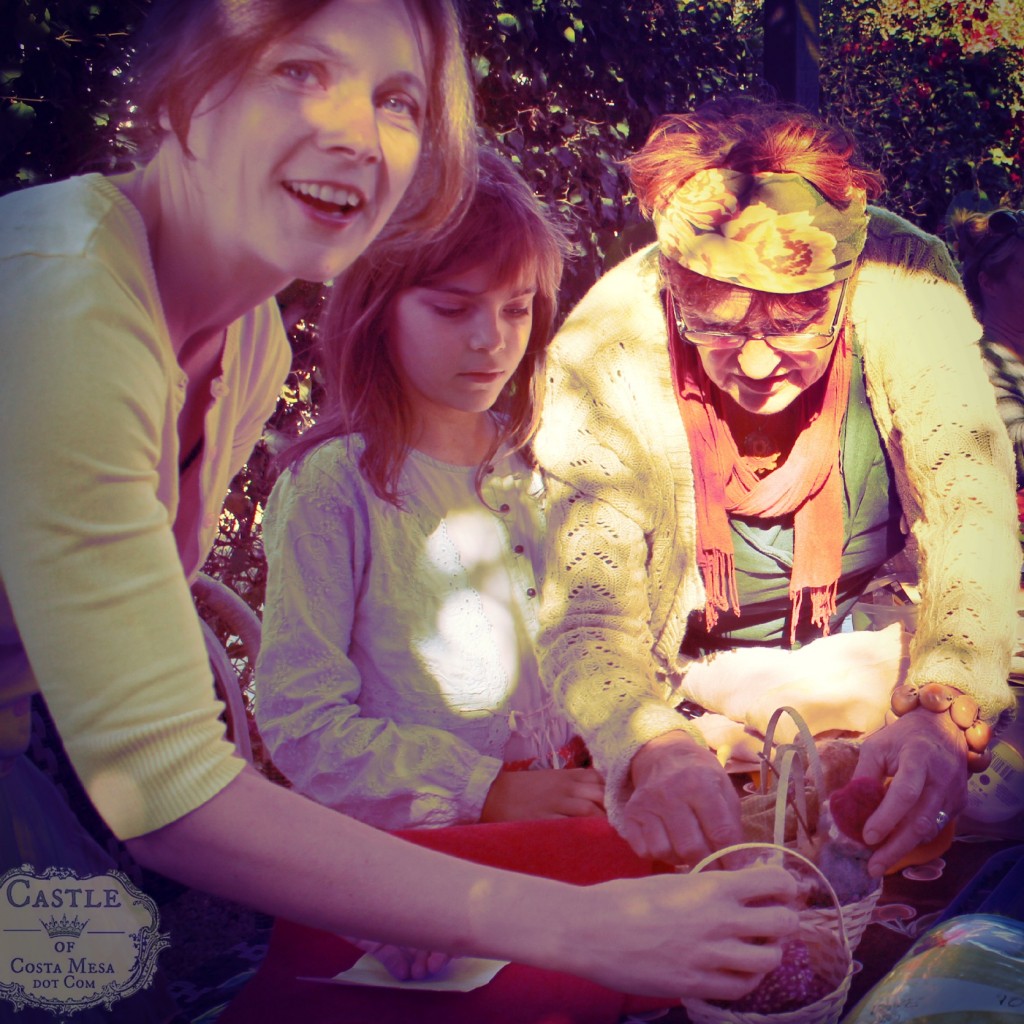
[665,292,851,645]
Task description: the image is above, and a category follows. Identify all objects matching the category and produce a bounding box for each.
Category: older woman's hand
[852,706,968,877]
[621,731,744,865]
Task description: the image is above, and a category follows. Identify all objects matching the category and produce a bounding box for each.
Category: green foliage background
[3,0,1022,739]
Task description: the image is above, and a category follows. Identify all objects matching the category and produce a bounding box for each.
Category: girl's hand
[481,768,605,822]
[853,705,968,877]
[346,937,453,981]
[565,864,800,1000]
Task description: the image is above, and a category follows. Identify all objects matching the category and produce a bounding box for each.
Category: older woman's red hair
[627,95,884,216]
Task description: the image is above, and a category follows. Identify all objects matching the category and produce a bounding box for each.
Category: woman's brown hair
[627,95,884,216]
[130,0,477,241]
[951,208,1024,313]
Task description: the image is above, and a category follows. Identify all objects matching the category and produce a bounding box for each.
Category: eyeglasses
[675,278,849,354]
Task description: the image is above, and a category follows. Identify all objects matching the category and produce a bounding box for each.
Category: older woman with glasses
[953,207,1024,488]
[534,96,1019,879]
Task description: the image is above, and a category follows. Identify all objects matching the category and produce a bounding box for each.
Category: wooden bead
[918,682,957,713]
[965,719,992,753]
[950,694,980,729]
[890,683,920,716]
[967,748,993,773]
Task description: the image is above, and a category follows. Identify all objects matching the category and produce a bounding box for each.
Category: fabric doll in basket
[740,710,880,948]
[682,835,857,1024]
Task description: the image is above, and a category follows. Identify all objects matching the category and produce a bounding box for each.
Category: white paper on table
[298,953,510,992]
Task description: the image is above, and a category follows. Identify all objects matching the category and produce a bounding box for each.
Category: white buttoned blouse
[254,436,573,830]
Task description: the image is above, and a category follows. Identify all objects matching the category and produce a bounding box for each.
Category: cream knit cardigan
[534,208,1020,827]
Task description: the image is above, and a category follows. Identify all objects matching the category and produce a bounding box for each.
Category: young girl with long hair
[255,149,606,831]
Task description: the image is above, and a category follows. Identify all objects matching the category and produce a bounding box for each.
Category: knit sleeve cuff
[595,702,704,835]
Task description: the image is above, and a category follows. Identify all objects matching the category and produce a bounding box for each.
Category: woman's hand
[620,731,744,865]
[480,767,605,822]
[566,863,800,1000]
[853,705,968,877]
[346,937,453,981]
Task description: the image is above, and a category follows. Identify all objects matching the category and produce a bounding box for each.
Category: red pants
[215,816,677,1024]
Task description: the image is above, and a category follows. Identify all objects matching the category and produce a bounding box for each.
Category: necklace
[738,427,782,476]
[726,400,797,477]
[742,428,779,460]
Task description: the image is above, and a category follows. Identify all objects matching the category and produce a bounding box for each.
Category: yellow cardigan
[0,175,290,839]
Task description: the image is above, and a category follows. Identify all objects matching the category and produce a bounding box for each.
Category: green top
[693,336,904,649]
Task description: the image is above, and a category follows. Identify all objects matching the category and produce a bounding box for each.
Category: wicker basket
[747,707,882,952]
[804,884,879,954]
[681,843,854,1024]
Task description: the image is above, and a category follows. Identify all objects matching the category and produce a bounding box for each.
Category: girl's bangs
[422,221,547,295]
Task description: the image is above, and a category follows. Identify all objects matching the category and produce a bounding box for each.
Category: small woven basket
[805,884,879,954]
[750,707,882,952]
[681,843,854,1024]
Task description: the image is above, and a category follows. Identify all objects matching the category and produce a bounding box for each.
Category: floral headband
[652,168,869,294]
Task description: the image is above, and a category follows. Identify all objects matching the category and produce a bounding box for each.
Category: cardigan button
[513,544,525,554]
[526,588,537,598]
[499,503,510,514]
